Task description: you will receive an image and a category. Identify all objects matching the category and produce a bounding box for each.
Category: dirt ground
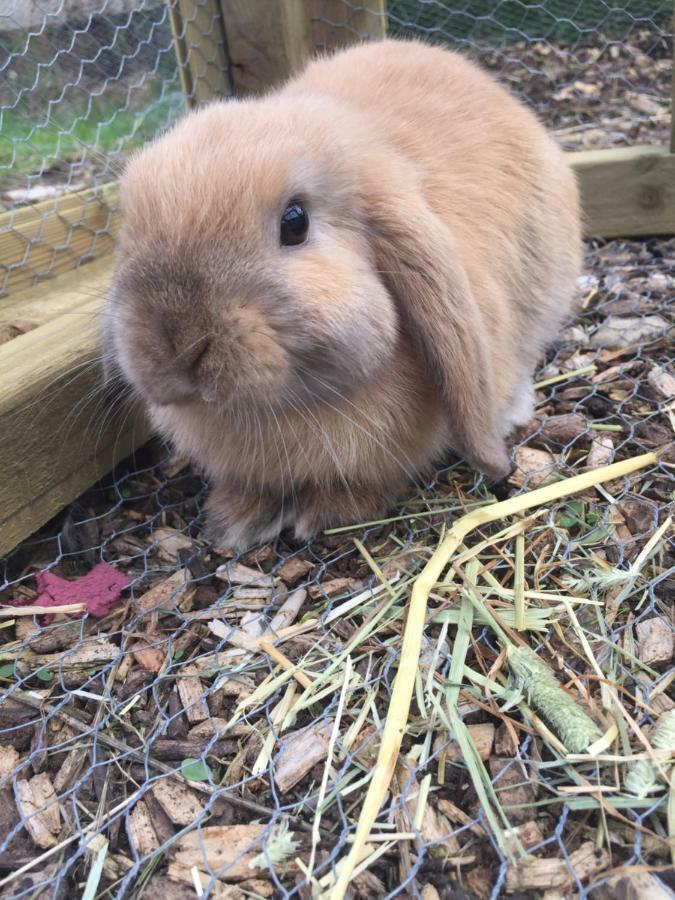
[481,27,673,151]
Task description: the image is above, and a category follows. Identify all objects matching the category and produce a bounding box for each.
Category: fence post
[311,1,387,51]
[217,1,388,96]
[218,0,314,95]
[170,1,388,102]
[168,0,231,106]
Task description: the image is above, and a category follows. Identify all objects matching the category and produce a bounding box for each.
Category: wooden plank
[1,144,671,316]
[0,183,118,299]
[0,266,150,556]
[167,0,231,106]
[219,0,314,94]
[569,145,675,238]
[0,256,113,329]
[311,0,387,50]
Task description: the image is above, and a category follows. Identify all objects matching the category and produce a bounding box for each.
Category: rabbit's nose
[176,336,211,376]
[149,336,212,406]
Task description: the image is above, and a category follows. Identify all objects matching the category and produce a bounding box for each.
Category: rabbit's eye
[280,203,309,246]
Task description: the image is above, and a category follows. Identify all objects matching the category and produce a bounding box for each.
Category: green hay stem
[625,710,675,797]
[506,645,602,753]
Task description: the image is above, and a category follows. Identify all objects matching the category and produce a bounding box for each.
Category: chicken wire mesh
[0,235,673,897]
[1,0,672,293]
[314,0,673,150]
[0,0,228,296]
[1,1,675,898]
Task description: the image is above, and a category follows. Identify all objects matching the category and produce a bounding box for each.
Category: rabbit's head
[104,92,510,478]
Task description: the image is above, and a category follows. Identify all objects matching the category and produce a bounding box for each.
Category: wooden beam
[311,0,387,50]
[219,0,314,94]
[0,183,118,299]
[569,146,675,238]
[2,144,671,310]
[0,256,113,330]
[0,261,149,556]
[167,0,231,106]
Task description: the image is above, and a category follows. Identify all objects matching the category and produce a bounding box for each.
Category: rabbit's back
[289,39,570,225]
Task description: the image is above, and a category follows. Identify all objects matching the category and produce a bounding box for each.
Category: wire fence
[0,0,225,296]
[314,0,673,150]
[0,240,675,897]
[1,242,673,896]
[1,1,673,295]
[1,2,674,898]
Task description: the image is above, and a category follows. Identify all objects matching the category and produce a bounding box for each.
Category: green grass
[0,89,185,177]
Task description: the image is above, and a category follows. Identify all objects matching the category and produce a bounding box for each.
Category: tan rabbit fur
[103,38,581,548]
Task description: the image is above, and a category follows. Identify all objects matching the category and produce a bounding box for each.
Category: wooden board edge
[311,0,388,50]
[0,255,115,327]
[568,145,675,238]
[0,264,150,556]
[0,421,150,559]
[169,0,231,106]
[0,183,119,298]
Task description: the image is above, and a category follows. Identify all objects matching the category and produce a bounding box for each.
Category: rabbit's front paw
[203,484,289,551]
[293,483,397,542]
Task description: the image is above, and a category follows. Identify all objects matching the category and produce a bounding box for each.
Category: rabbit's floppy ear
[369,187,511,479]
